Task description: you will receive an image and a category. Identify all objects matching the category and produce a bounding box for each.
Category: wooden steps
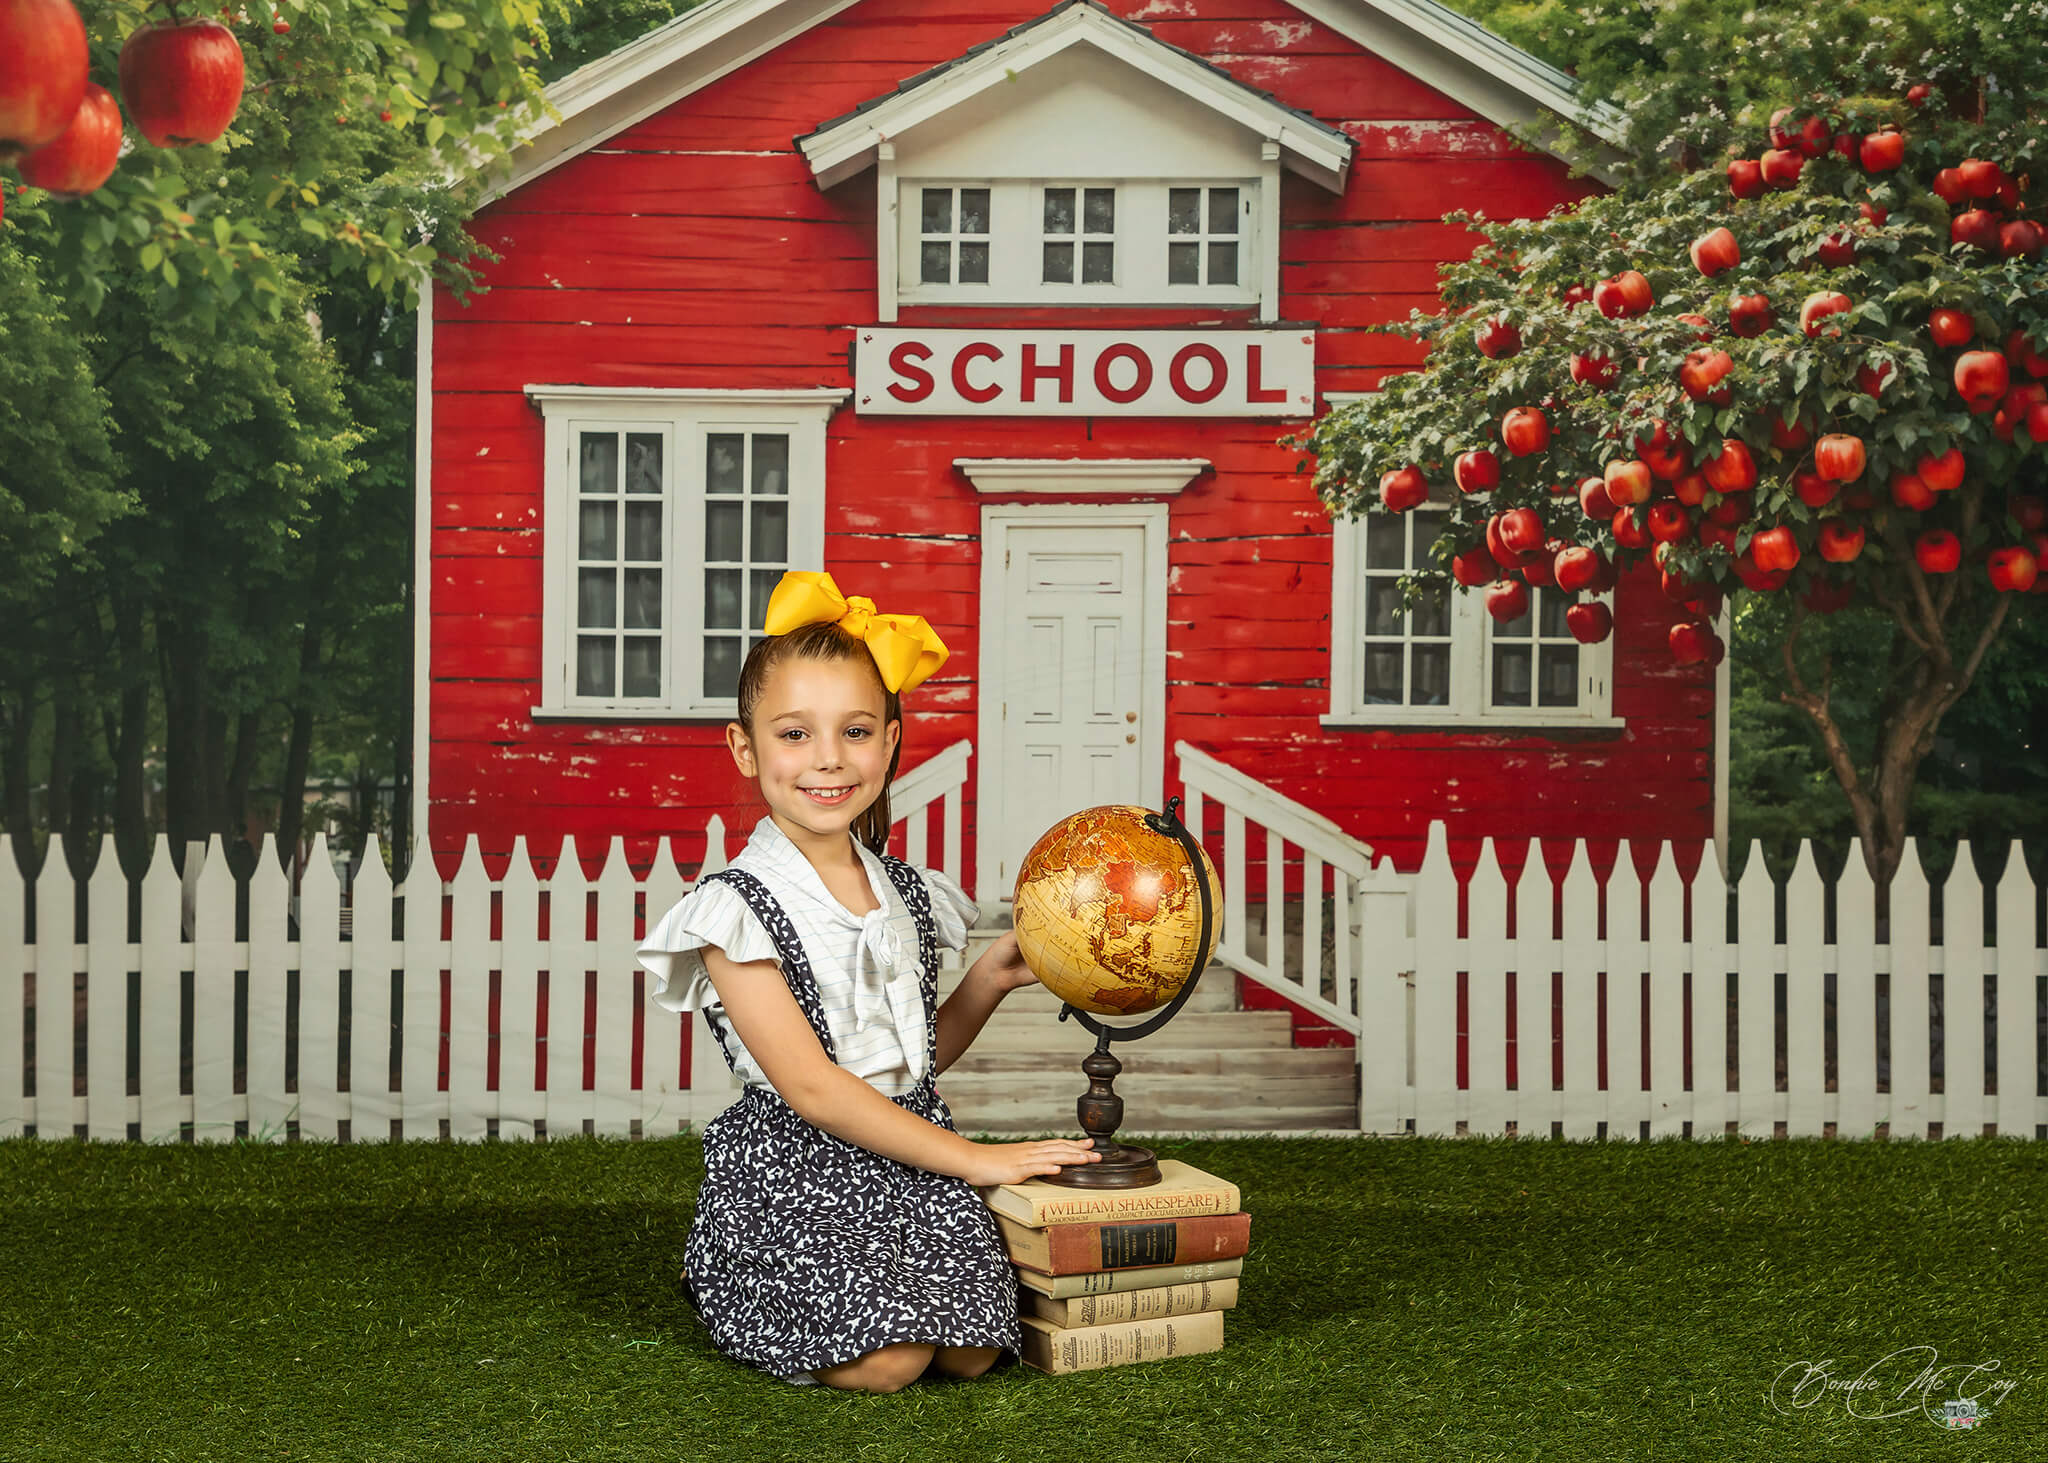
[933,932,1358,1133]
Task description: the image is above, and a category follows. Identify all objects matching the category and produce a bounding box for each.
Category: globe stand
[1035,796,1218,1191]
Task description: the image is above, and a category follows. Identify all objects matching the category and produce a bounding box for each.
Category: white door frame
[975,502,1170,909]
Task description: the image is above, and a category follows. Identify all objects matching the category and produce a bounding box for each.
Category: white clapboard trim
[5,799,2044,1145]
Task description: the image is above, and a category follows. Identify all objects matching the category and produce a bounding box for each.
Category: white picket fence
[0,739,972,1144]
[1343,819,2031,1139]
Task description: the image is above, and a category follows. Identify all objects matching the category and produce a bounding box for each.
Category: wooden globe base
[1037,1047,1162,1189]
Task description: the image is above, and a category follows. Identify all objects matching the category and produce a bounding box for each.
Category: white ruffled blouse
[635,815,979,1098]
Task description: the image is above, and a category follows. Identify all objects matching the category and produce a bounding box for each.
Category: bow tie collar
[851,905,926,1081]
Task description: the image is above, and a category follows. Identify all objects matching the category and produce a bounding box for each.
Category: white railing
[0,741,975,1145]
[1175,739,1382,1032]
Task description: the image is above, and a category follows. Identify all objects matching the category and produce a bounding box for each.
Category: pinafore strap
[696,853,942,1087]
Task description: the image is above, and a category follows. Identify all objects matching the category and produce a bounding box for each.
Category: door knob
[1125,733,1136,744]
[1125,711,1137,723]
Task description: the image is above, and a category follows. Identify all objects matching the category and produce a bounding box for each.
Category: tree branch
[1867,578,1933,654]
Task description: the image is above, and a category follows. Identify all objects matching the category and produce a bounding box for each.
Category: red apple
[1703,439,1757,493]
[14,81,121,195]
[1732,548,1790,592]
[1603,458,1653,506]
[1914,529,1961,574]
[1797,114,1831,157]
[1727,158,1765,199]
[1858,130,1906,172]
[1987,545,2039,593]
[1485,578,1530,622]
[118,18,245,149]
[2009,329,2048,378]
[1802,578,1856,614]
[1499,507,1545,555]
[1769,414,1813,451]
[1379,465,1429,512]
[1699,520,1740,553]
[1918,447,1966,492]
[1565,601,1612,644]
[1560,282,1592,310]
[1760,148,1805,188]
[1751,524,1801,572]
[1930,308,1974,349]
[1572,351,1620,388]
[1611,505,1651,549]
[1476,315,1522,359]
[1554,545,1602,593]
[1451,546,1498,587]
[1906,82,1933,107]
[1522,540,1563,588]
[1860,201,1888,226]
[2028,401,2048,445]
[1855,361,1893,399]
[2000,220,2045,261]
[1592,270,1654,319]
[1952,209,2001,253]
[1818,519,1865,562]
[1679,349,1735,402]
[2008,494,2047,533]
[1691,226,1741,277]
[1815,433,1867,483]
[1794,471,1838,508]
[1669,622,1715,665]
[1931,168,1969,205]
[1676,312,1716,343]
[1728,293,1773,339]
[1994,382,2048,443]
[1958,157,2004,198]
[1816,231,1857,268]
[1647,500,1692,544]
[1800,290,1853,338]
[1578,476,1615,520]
[0,0,89,159]
[1454,449,1501,494]
[1635,421,1690,480]
[1890,470,1935,511]
[1955,350,2011,412]
[1706,490,1753,526]
[1501,406,1550,456]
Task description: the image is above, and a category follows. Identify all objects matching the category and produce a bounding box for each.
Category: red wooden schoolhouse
[419,0,1723,920]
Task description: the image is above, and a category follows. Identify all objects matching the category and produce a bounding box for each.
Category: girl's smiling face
[728,656,901,850]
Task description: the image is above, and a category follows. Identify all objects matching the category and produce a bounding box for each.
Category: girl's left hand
[980,930,1038,994]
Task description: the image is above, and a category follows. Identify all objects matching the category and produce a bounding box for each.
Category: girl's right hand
[962,1137,1102,1188]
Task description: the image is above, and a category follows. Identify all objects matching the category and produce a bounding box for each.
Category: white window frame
[527,386,847,722]
[891,177,1263,312]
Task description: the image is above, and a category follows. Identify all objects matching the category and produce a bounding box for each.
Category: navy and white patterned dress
[637,819,1023,1385]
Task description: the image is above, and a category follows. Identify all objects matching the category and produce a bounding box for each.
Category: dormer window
[1043,185,1116,284]
[920,186,990,285]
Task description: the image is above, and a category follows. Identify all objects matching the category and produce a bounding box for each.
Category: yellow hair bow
[761,570,950,693]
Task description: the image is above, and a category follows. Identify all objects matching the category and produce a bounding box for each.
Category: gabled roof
[475,0,1624,206]
[795,1,1354,192]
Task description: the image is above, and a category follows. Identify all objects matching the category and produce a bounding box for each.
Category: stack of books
[975,1158,1247,1375]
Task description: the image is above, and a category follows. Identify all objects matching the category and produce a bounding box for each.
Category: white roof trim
[476,0,1620,206]
[954,457,1210,495]
[799,5,1352,193]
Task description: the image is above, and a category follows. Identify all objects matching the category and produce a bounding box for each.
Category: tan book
[1016,1256,1245,1299]
[995,1208,1251,1275]
[1025,1278,1239,1328]
[1019,1309,1225,1375]
[977,1159,1241,1228]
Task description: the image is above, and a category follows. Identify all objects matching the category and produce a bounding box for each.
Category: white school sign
[854,328,1316,416]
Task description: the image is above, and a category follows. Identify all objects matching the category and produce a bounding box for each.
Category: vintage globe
[1011,805,1224,1017]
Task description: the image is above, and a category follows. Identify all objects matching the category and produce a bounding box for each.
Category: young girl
[636,570,1101,1394]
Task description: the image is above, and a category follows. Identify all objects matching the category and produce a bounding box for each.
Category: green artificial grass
[2,1133,2044,1463]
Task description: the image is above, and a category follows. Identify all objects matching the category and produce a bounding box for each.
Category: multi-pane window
[1359,507,1451,706]
[1489,587,1582,710]
[702,431,791,701]
[574,430,667,700]
[1042,185,1116,284]
[1324,491,1616,726]
[1167,186,1240,286]
[532,389,838,718]
[919,186,990,285]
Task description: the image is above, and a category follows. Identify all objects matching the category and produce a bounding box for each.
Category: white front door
[977,506,1166,907]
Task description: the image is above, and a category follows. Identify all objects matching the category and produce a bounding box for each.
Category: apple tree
[1305,96,2047,890]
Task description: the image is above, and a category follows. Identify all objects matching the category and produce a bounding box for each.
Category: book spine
[1006,1184,1241,1228]
[1028,1278,1240,1328]
[1029,1211,1251,1275]
[1016,1257,1245,1299]
[1019,1310,1225,1375]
